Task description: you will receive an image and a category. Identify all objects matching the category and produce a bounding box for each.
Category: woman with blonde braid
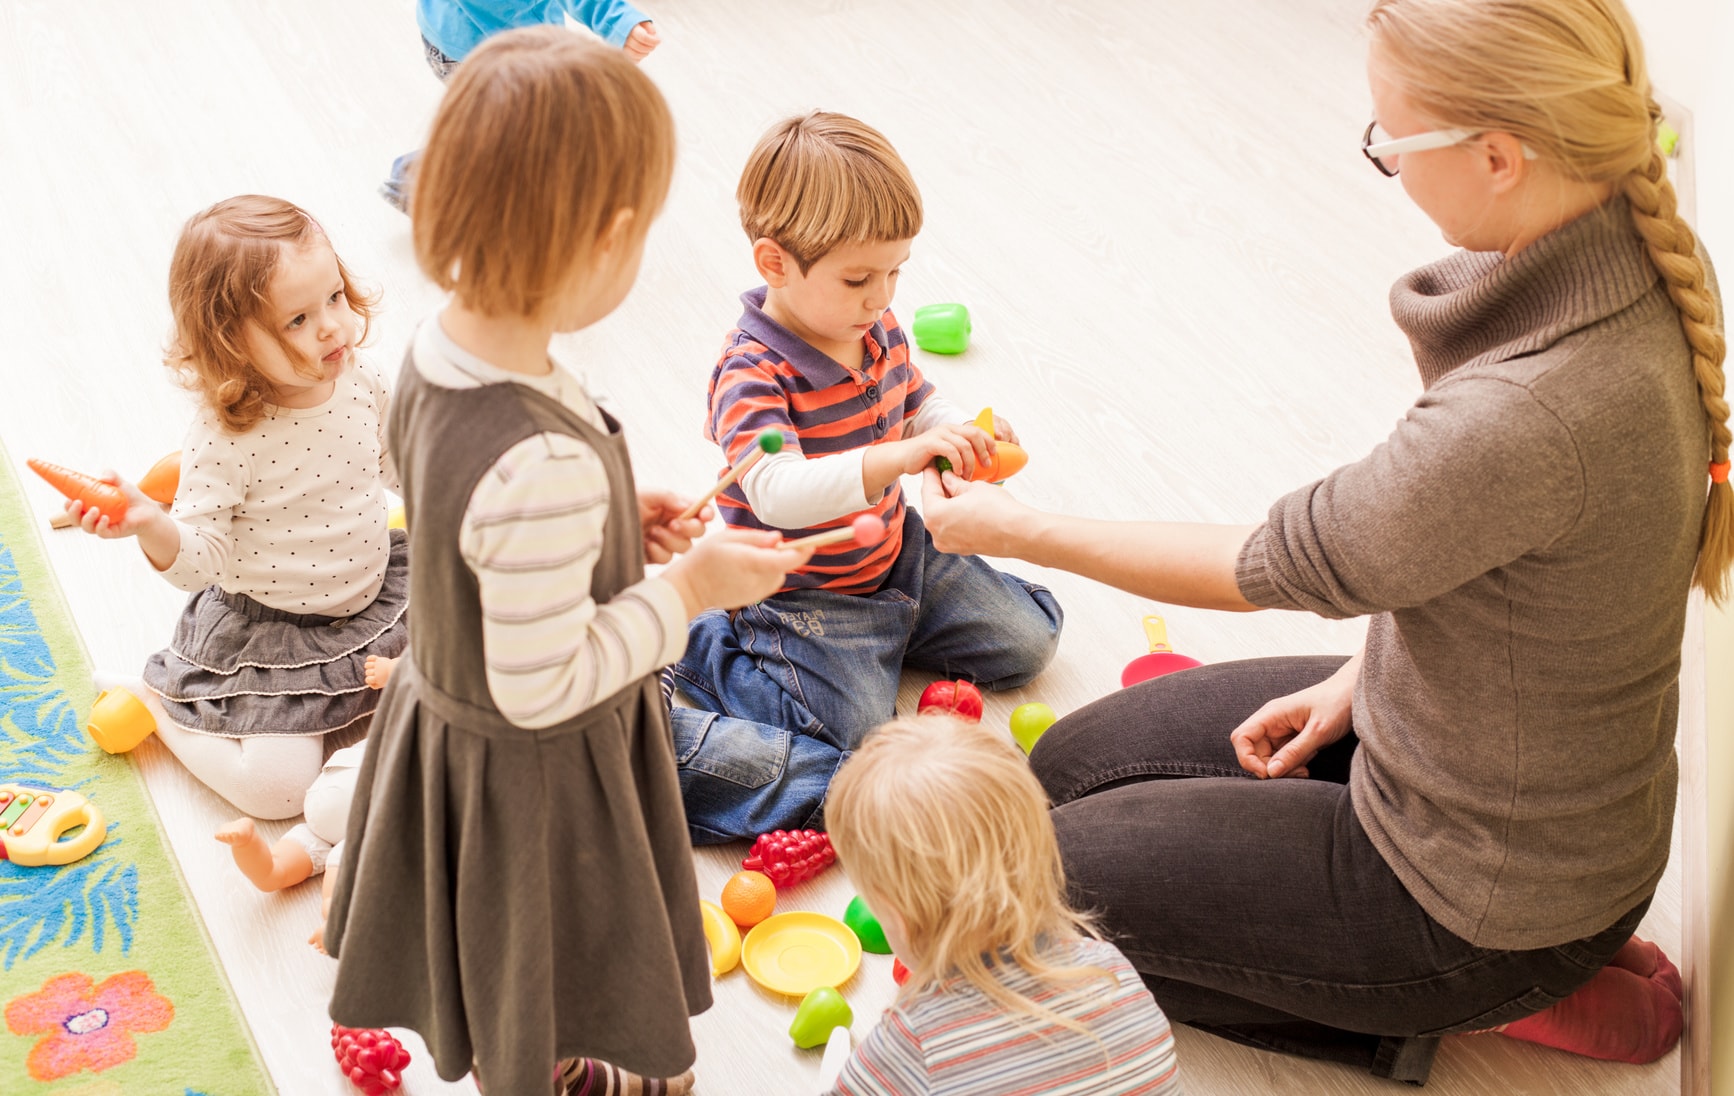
[920,0,1725,1080]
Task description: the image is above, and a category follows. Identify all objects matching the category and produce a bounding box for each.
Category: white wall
[1622,1,1734,1092]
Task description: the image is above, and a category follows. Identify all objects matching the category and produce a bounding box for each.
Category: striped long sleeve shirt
[830,938,1182,1096]
[415,320,687,730]
[706,287,964,595]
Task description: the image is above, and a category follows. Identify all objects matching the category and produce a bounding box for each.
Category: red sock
[1495,961,1682,1064]
[1607,936,1682,1001]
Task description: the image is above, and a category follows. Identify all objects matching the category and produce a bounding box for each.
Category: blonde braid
[1622,142,1734,602]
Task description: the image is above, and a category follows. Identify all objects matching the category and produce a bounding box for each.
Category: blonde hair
[165,195,377,433]
[1368,0,1731,602]
[414,26,675,318]
[737,111,923,273]
[826,715,1111,1033]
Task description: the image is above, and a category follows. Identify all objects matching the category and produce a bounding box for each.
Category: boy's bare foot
[215,818,314,892]
[364,655,398,690]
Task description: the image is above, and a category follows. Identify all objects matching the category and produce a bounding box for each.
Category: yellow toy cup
[87,687,157,754]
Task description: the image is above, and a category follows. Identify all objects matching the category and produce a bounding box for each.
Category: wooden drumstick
[784,514,887,551]
[679,429,783,522]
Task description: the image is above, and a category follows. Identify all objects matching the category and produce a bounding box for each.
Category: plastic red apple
[917,679,983,722]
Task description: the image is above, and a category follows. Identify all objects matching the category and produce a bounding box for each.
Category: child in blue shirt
[381,0,659,211]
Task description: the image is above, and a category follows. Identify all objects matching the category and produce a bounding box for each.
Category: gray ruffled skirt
[143,530,409,737]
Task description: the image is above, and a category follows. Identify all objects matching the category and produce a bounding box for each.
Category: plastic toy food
[28,459,129,524]
[892,957,910,986]
[818,1026,852,1088]
[917,679,983,722]
[739,912,862,996]
[87,687,158,754]
[681,428,785,521]
[789,986,854,1049]
[934,408,1028,483]
[742,829,836,888]
[911,302,971,355]
[843,895,892,954]
[786,513,886,551]
[720,870,777,928]
[136,451,182,505]
[0,784,107,866]
[699,899,742,976]
[1009,703,1058,754]
[1120,615,1203,687]
[330,1025,410,1094]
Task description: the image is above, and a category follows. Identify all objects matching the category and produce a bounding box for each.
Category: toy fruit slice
[28,459,129,523]
[789,985,853,1049]
[843,894,892,954]
[917,679,983,722]
[699,899,742,976]
[740,912,862,996]
[136,451,182,505]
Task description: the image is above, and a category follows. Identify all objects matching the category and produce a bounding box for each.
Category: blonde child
[71,196,407,872]
[322,28,811,1096]
[823,715,1181,1095]
[669,112,1062,841]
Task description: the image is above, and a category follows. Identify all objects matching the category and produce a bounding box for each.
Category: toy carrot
[28,459,130,524]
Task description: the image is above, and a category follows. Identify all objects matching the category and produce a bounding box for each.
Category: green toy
[911,303,972,355]
[1009,703,1058,755]
[1658,120,1680,158]
[843,895,891,954]
[789,986,854,1049]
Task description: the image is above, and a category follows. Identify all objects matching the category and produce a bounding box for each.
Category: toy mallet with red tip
[679,429,783,521]
[786,514,886,551]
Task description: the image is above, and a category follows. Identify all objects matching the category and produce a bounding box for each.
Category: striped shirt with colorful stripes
[830,937,1181,1096]
[705,287,965,595]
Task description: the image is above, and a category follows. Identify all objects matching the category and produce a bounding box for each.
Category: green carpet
[0,446,272,1094]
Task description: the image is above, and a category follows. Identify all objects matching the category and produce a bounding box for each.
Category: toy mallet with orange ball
[678,429,783,521]
[29,459,131,525]
[934,408,1029,483]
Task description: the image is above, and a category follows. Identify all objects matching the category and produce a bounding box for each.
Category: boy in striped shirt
[668,112,1064,841]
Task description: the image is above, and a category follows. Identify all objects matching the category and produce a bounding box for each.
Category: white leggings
[102,674,325,820]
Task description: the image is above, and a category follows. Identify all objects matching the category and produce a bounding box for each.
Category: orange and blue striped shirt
[828,938,1183,1096]
[705,287,936,594]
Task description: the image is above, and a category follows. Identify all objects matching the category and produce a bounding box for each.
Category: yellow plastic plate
[739,912,862,997]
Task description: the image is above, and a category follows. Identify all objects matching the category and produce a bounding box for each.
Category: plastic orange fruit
[720,870,776,928]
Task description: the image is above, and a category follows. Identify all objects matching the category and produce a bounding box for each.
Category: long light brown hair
[827,716,1112,1036]
[166,195,376,433]
[413,26,675,318]
[1368,0,1731,602]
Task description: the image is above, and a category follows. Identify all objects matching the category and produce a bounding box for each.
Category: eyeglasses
[1361,120,1539,177]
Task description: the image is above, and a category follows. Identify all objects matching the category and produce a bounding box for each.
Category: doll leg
[214,818,316,891]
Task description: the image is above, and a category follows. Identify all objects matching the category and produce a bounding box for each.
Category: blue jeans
[381,37,460,211]
[670,507,1062,842]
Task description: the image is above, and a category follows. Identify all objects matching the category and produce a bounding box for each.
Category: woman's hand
[1229,658,1358,779]
[919,467,1037,558]
[638,489,708,565]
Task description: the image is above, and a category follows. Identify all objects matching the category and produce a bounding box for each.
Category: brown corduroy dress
[324,357,712,1095]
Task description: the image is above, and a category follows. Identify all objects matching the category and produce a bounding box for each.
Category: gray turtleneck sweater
[1236,199,1714,950]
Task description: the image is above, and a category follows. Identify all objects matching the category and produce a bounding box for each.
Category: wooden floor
[0,0,1684,1092]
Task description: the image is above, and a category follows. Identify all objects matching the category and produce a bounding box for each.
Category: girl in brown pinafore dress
[321,28,811,1096]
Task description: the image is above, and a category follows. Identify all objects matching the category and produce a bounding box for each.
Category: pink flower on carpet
[5,970,174,1081]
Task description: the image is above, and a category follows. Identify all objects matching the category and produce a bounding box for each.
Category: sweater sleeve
[562,0,649,46]
[829,1010,929,1096]
[157,426,251,591]
[1236,374,1585,618]
[461,431,687,730]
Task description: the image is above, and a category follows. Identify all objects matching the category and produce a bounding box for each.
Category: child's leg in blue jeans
[899,509,1063,687]
[669,708,846,843]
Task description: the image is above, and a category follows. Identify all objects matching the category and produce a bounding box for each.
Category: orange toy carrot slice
[137,451,181,505]
[27,459,129,523]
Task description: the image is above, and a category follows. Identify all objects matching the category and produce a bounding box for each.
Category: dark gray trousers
[1030,656,1648,1084]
